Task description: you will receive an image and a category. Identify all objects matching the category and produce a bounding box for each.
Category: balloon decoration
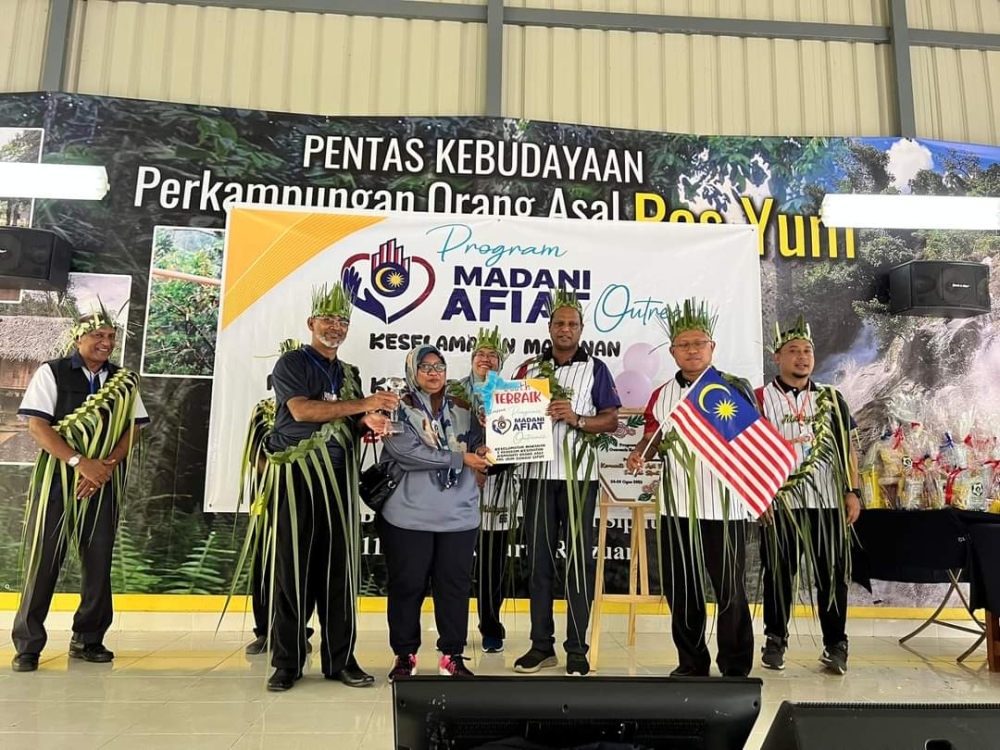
[622,342,661,379]
[615,370,654,409]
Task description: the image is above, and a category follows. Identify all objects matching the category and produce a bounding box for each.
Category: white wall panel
[507,0,887,25]
[66,0,486,115]
[907,0,1000,34]
[912,45,1000,144]
[505,27,895,135]
[0,0,51,93]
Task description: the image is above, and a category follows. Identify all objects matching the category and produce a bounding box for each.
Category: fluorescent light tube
[0,163,110,200]
[820,194,1000,230]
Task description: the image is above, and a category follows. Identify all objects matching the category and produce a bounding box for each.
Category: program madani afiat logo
[341,239,436,324]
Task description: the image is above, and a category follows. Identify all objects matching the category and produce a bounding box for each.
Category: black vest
[47,357,120,423]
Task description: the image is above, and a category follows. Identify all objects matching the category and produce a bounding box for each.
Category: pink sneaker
[388,654,416,682]
[438,654,475,677]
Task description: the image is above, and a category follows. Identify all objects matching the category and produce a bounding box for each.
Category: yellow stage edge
[0,593,977,621]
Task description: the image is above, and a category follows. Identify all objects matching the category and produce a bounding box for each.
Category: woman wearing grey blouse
[378,344,491,680]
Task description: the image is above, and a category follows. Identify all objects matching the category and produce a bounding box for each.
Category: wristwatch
[577,416,587,430]
[847,487,861,496]
[67,454,82,468]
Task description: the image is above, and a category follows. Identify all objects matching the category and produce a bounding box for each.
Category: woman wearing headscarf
[378,344,492,679]
[450,327,516,654]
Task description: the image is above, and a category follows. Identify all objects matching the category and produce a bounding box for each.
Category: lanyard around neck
[303,348,342,394]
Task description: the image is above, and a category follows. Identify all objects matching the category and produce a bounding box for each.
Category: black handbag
[359,441,396,514]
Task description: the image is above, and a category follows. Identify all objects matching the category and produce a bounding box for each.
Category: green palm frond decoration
[546,287,583,317]
[658,298,717,341]
[311,282,353,319]
[770,315,813,353]
[221,362,364,650]
[536,359,574,401]
[761,385,854,620]
[19,369,142,589]
[473,326,512,359]
[65,298,121,354]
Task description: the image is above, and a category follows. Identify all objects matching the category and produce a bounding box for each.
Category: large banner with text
[1,91,998,608]
[206,208,760,512]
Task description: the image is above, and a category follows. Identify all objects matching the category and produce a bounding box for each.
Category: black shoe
[69,641,114,663]
[245,635,268,655]
[670,665,709,677]
[388,654,417,682]
[267,668,302,691]
[327,661,375,687]
[820,641,849,675]
[513,648,558,674]
[722,668,751,678]
[566,653,590,676]
[761,635,787,671]
[11,653,39,672]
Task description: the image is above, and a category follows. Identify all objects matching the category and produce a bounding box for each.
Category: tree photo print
[141,226,223,378]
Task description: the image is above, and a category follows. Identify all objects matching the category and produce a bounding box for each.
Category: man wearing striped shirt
[756,318,861,675]
[626,299,755,678]
[511,288,621,677]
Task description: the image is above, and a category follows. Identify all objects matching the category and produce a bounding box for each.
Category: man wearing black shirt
[265,283,397,691]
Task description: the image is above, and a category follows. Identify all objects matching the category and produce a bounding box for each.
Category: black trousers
[250,540,315,641]
[377,515,478,657]
[271,464,356,674]
[477,529,509,640]
[659,517,754,676]
[13,479,117,655]
[523,479,598,656]
[251,541,269,638]
[761,508,849,647]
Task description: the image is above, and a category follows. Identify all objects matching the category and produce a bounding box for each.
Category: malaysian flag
[667,367,796,518]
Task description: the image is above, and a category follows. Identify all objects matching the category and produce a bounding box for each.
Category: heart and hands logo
[341,238,436,324]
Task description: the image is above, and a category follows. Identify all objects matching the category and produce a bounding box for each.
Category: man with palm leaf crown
[449,326,517,653]
[756,316,861,675]
[238,338,314,657]
[626,299,755,678]
[263,282,398,691]
[511,288,621,677]
[12,306,148,672]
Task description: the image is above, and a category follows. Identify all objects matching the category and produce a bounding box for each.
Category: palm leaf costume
[222,286,365,673]
[643,298,757,674]
[19,305,142,589]
[513,289,621,655]
[758,316,856,634]
[449,327,518,637]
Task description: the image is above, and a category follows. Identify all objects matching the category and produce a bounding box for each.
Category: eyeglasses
[671,340,713,352]
[417,362,447,373]
[315,316,350,328]
[473,351,500,361]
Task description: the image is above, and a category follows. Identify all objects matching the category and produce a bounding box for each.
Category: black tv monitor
[392,675,762,750]
[761,701,1000,750]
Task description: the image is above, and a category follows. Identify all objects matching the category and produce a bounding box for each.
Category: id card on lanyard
[304,348,343,402]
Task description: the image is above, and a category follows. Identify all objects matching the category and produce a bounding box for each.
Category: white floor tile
[0,625,996,749]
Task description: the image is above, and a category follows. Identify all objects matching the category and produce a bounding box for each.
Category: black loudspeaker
[889,259,990,317]
[762,702,1000,750]
[0,227,73,292]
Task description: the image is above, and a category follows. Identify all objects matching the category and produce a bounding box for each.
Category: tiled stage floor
[0,619,997,749]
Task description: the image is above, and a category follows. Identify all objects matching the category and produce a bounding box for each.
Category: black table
[851,509,1000,669]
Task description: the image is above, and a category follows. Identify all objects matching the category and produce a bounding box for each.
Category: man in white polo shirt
[755,317,861,675]
[12,310,148,672]
[626,299,755,678]
[511,288,621,677]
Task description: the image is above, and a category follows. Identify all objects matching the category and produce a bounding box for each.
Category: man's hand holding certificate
[474,371,555,464]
